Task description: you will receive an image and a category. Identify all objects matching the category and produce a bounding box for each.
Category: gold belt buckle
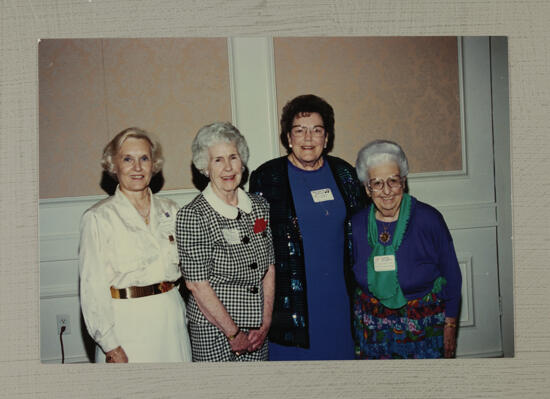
[158,281,173,293]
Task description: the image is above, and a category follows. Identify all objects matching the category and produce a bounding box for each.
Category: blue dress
[268,161,355,360]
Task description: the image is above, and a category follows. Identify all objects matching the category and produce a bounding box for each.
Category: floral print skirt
[353,288,445,359]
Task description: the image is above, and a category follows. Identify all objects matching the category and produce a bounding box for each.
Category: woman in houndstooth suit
[176,122,275,361]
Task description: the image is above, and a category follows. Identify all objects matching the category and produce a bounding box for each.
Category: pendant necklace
[379,222,391,243]
[139,208,151,225]
[135,201,151,225]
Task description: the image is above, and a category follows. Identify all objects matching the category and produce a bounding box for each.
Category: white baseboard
[41,354,91,364]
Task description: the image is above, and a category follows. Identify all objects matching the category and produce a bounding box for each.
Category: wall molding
[457,253,475,327]
[457,36,468,176]
[39,188,200,207]
[41,354,90,364]
[457,350,503,359]
[41,284,79,300]
[437,202,497,230]
[227,37,281,175]
[40,233,79,262]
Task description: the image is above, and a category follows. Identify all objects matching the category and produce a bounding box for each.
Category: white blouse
[79,186,181,353]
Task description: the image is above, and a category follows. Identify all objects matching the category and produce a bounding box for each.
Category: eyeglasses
[367,175,404,191]
[290,125,326,138]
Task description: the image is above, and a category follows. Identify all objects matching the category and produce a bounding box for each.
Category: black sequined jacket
[249,155,368,348]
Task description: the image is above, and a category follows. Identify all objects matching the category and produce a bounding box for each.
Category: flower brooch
[253,218,268,237]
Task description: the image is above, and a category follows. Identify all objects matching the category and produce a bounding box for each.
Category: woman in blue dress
[249,94,367,360]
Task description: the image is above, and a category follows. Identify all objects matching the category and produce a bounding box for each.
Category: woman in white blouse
[79,127,192,363]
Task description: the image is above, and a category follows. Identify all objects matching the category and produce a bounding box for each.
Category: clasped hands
[229,326,269,356]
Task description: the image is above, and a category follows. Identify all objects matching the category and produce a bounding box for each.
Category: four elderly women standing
[175,122,275,361]
[79,99,462,363]
[79,127,192,363]
[352,140,462,359]
[249,95,367,360]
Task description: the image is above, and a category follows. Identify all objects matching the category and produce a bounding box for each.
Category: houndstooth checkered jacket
[175,189,275,328]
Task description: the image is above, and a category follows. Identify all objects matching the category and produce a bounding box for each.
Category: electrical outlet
[56,314,71,335]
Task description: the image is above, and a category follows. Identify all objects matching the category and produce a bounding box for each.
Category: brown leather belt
[110,280,178,299]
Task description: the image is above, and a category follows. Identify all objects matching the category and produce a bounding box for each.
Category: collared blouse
[79,186,181,353]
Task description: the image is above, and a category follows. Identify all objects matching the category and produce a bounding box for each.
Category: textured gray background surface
[1,1,549,397]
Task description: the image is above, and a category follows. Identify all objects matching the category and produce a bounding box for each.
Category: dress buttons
[249,286,258,294]
[242,236,250,244]
[249,262,258,269]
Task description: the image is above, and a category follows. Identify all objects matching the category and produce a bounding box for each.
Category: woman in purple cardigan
[352,139,462,359]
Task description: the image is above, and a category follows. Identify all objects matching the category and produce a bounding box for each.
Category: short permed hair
[191,122,250,175]
[279,94,335,154]
[355,139,409,184]
[101,127,164,177]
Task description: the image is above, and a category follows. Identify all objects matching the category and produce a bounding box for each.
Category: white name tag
[373,255,396,272]
[222,228,241,244]
[310,188,334,203]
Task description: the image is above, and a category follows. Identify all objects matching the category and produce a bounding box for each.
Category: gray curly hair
[355,139,409,184]
[191,122,249,175]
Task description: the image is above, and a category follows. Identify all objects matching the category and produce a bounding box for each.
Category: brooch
[253,218,267,234]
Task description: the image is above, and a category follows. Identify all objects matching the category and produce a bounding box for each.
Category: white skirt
[95,287,192,363]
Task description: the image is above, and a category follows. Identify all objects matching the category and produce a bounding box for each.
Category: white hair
[355,139,409,183]
[191,122,250,174]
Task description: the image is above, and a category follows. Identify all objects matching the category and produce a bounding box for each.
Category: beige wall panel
[101,38,231,191]
[39,39,109,198]
[273,37,461,172]
[39,38,231,199]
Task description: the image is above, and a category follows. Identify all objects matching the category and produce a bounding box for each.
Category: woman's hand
[186,280,254,356]
[247,324,269,352]
[443,317,458,358]
[246,264,274,353]
[105,346,128,363]
[228,330,250,355]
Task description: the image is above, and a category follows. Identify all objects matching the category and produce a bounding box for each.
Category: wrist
[226,327,241,341]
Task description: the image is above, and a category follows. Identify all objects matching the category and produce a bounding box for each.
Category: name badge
[310,188,334,203]
[373,255,396,272]
[222,228,241,244]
